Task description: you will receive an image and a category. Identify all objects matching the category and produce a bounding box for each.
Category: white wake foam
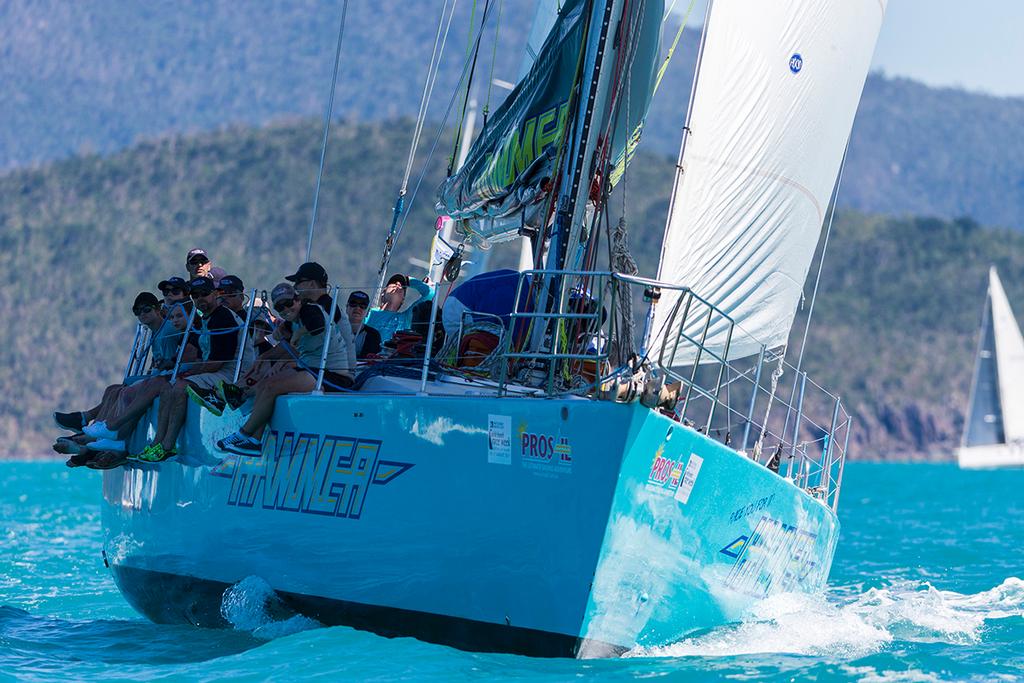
[220,575,321,640]
[629,577,1024,659]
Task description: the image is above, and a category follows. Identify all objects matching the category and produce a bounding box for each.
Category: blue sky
[679,0,1024,98]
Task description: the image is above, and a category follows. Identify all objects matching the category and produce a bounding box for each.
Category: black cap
[216,274,244,292]
[133,292,160,311]
[285,262,328,284]
[186,248,210,265]
[188,276,215,294]
[158,276,190,293]
[347,290,371,306]
[386,273,410,288]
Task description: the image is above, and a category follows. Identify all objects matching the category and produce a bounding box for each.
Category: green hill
[4,2,1024,230]
[1,118,1017,458]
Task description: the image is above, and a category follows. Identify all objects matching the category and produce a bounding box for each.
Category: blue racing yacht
[101,0,887,658]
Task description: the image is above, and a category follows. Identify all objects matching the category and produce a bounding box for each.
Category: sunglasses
[188,256,210,266]
[190,290,213,300]
[347,301,368,310]
[165,287,185,295]
[274,298,297,313]
[132,305,155,316]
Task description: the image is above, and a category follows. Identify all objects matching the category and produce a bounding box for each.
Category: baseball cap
[270,282,297,305]
[132,292,160,311]
[216,275,244,292]
[347,290,371,307]
[158,276,190,293]
[285,262,328,284]
[386,273,410,288]
[188,276,215,294]
[186,248,210,265]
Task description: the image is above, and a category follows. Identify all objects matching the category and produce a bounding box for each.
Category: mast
[516,0,562,273]
[428,97,478,283]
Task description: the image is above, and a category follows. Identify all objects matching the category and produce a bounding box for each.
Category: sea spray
[628,577,1023,659]
[220,576,320,640]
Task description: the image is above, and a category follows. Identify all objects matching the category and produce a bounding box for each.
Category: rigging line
[795,138,850,372]
[447,0,479,170]
[403,0,460,192]
[782,137,851,440]
[380,1,495,279]
[483,0,504,123]
[377,0,459,290]
[305,0,350,262]
[449,0,491,176]
[653,0,697,96]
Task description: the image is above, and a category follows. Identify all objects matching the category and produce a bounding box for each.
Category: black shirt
[355,324,382,359]
[298,301,329,336]
[316,294,344,323]
[196,305,240,362]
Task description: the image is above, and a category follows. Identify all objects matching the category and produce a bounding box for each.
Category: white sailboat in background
[958,267,1024,469]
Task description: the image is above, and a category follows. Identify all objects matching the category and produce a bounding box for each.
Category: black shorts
[295,366,354,393]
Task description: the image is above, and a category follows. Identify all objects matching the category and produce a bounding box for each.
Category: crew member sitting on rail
[79,301,201,470]
[346,290,381,359]
[366,273,434,344]
[157,276,190,310]
[215,282,356,457]
[287,261,356,371]
[185,247,227,283]
[214,274,257,375]
[54,294,195,468]
[287,261,342,322]
[130,277,240,462]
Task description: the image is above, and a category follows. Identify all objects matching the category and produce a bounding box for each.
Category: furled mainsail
[651,0,886,364]
[436,0,663,243]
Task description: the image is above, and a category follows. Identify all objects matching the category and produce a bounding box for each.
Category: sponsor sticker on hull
[645,447,702,503]
[487,414,513,465]
[519,424,573,478]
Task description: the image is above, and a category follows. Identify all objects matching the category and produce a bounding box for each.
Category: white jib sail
[651,0,886,364]
[987,267,1024,442]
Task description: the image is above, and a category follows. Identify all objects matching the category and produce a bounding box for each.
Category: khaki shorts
[185,369,233,391]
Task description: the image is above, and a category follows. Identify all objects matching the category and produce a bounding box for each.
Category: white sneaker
[85,438,126,452]
[83,422,118,440]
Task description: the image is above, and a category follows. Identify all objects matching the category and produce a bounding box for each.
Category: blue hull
[101,394,839,657]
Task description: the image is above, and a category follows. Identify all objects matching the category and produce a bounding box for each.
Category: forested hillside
[2,118,1019,458]
[4,1,1024,229]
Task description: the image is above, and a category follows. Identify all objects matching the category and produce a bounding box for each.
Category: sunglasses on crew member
[347,301,368,310]
[165,287,185,295]
[132,305,154,316]
[190,289,214,300]
[273,299,297,313]
[188,255,210,266]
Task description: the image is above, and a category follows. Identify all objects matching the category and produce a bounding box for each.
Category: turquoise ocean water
[1,461,1021,682]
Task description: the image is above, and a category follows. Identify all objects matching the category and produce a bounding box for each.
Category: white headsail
[987,267,1024,442]
[651,0,886,363]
